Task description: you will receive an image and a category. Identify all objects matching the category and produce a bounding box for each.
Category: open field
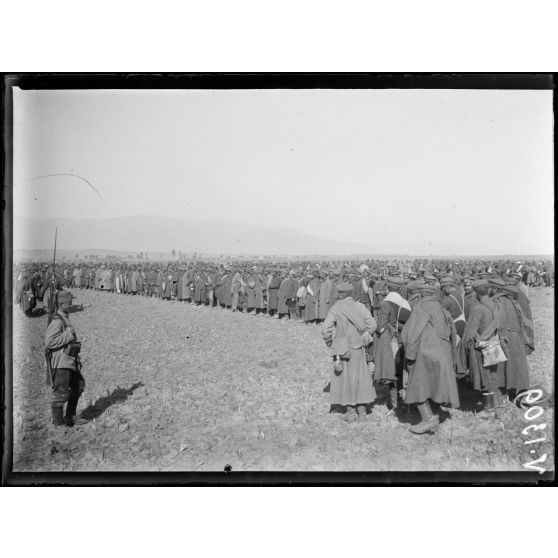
[11,287,555,473]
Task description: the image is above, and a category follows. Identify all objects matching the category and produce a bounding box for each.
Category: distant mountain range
[13,215,379,256]
[13,215,549,259]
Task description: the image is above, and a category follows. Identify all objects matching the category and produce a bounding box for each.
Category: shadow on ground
[80,382,144,421]
[24,308,47,318]
[456,376,482,413]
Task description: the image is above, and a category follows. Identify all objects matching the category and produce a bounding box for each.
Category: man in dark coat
[303,274,321,324]
[508,274,534,350]
[372,275,388,318]
[277,271,289,318]
[267,270,281,316]
[462,279,504,419]
[284,271,299,320]
[194,271,205,305]
[245,270,258,313]
[491,282,532,395]
[401,282,460,434]
[463,276,478,320]
[317,271,338,322]
[406,281,422,310]
[373,276,412,410]
[254,270,266,314]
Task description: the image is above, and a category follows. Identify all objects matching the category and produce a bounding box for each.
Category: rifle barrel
[47,227,58,325]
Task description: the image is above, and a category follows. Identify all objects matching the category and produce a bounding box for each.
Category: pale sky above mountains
[12,87,554,255]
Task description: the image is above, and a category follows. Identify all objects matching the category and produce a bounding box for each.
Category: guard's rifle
[45,228,58,385]
[47,227,57,325]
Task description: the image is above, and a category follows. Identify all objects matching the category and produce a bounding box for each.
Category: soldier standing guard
[45,291,86,427]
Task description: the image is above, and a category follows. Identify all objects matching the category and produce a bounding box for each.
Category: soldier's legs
[51,368,72,426]
[478,371,503,420]
[287,300,296,320]
[65,369,86,425]
[409,400,439,434]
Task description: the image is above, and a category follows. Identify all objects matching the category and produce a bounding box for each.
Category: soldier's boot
[409,401,439,434]
[65,395,87,427]
[476,391,495,420]
[356,405,368,422]
[51,404,65,426]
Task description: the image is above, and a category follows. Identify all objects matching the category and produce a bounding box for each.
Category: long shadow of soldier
[26,307,47,318]
[80,382,144,421]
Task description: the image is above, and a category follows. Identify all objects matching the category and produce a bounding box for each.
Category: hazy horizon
[13,214,554,258]
[12,88,554,256]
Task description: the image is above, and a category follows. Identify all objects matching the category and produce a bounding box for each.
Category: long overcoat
[277,278,289,314]
[304,278,321,322]
[268,274,281,311]
[400,296,460,407]
[321,297,377,406]
[492,294,531,392]
[318,278,338,320]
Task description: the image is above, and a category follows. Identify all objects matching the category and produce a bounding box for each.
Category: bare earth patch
[11,288,554,473]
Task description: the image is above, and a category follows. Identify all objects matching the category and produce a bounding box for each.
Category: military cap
[336,282,353,293]
[472,279,489,290]
[439,275,456,287]
[387,276,404,287]
[501,282,519,294]
[417,282,436,293]
[57,291,74,304]
[425,274,436,282]
[406,280,420,292]
[488,277,506,288]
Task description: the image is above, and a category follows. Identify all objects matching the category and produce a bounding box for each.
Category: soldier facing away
[321,282,377,422]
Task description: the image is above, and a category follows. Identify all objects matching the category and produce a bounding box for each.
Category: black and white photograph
[3,73,555,483]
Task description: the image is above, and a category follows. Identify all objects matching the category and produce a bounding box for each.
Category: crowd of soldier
[11,255,551,433]
[13,258,554,323]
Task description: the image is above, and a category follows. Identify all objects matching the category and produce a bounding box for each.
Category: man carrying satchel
[321,282,377,422]
[45,291,86,427]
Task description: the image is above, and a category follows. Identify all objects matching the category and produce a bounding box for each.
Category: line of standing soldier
[12,259,540,429]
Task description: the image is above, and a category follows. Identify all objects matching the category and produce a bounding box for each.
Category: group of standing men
[12,257,544,431]
[321,269,536,433]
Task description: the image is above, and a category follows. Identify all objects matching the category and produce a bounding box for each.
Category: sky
[12,87,554,255]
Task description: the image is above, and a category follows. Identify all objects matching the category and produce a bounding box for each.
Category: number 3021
[521,389,548,474]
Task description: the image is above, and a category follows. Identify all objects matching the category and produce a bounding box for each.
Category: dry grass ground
[11,286,554,473]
